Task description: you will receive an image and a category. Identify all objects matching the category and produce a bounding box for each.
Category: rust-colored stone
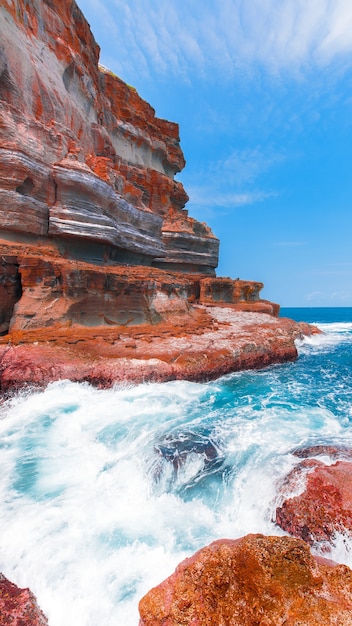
[0,0,219,273]
[0,0,320,394]
[0,573,48,625]
[0,283,316,394]
[276,452,352,546]
[138,534,352,626]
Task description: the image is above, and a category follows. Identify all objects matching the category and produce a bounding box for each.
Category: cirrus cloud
[79,0,352,81]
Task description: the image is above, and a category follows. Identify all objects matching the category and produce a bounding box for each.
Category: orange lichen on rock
[138,534,352,626]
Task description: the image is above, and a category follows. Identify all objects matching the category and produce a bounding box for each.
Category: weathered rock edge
[138,534,352,626]
[0,573,48,625]
[0,0,319,394]
[276,446,352,547]
[0,304,316,394]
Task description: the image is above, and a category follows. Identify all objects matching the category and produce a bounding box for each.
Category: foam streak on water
[0,309,352,625]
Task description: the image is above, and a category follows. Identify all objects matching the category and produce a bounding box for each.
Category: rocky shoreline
[1,1,351,623]
[0,302,317,394]
[138,443,352,625]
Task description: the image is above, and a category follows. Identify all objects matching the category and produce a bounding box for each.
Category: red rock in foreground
[276,446,352,546]
[138,534,352,626]
[0,574,48,625]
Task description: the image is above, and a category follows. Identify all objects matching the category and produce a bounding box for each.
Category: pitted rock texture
[138,534,352,626]
[276,446,352,546]
[0,0,218,273]
[0,573,48,625]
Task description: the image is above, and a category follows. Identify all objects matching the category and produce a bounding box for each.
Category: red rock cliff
[0,8,322,622]
[0,573,48,625]
[0,0,218,273]
[0,0,317,392]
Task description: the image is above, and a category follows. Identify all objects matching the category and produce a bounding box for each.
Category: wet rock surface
[155,432,219,469]
[150,429,225,496]
[138,534,352,626]
[276,446,352,546]
[0,574,48,625]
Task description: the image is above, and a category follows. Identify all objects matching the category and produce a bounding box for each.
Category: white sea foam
[296,321,352,355]
[0,336,352,625]
[316,532,352,569]
[317,322,352,334]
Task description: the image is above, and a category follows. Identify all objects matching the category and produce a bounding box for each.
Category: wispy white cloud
[79,0,352,80]
[211,148,286,185]
[186,186,274,211]
[304,290,325,302]
[182,144,282,213]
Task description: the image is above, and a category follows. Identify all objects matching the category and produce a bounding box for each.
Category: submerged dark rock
[155,431,219,470]
[150,430,224,495]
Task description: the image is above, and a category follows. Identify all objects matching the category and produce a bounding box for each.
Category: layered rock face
[0,3,329,624]
[0,241,277,334]
[0,0,218,274]
[138,534,352,625]
[0,0,285,350]
[0,0,318,393]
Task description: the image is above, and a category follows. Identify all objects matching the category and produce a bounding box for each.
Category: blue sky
[77,0,352,306]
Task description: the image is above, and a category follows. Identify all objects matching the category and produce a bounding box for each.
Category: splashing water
[0,308,352,625]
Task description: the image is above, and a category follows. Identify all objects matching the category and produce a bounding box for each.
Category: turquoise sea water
[0,308,352,625]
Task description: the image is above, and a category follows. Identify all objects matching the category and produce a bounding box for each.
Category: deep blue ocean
[0,307,352,625]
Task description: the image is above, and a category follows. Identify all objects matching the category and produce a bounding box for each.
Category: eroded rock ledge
[0,238,316,393]
[0,305,314,392]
